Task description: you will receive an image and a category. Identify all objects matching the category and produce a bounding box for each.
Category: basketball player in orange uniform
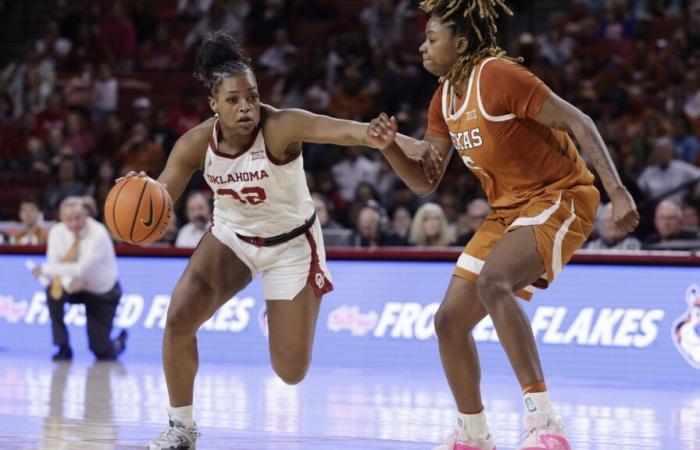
[116,32,420,449]
[368,1,639,449]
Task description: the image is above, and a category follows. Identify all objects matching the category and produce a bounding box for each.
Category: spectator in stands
[20,68,51,115]
[352,201,405,248]
[185,0,249,49]
[360,0,410,49]
[64,111,95,156]
[138,24,184,71]
[331,147,380,202]
[259,29,297,76]
[454,199,490,246]
[36,91,66,138]
[536,12,574,69]
[100,2,136,72]
[390,205,412,241]
[65,23,102,72]
[9,197,48,246]
[248,0,286,45]
[2,46,55,119]
[349,181,381,225]
[168,89,206,137]
[115,122,165,176]
[328,66,377,121]
[586,203,642,250]
[35,20,72,63]
[672,115,700,163]
[92,63,118,118]
[95,113,125,160]
[17,136,51,174]
[312,192,345,231]
[643,200,699,249]
[408,203,454,248]
[682,204,700,232]
[88,160,116,214]
[175,192,211,248]
[44,157,86,217]
[638,136,700,205]
[153,109,178,153]
[312,192,350,246]
[131,96,153,127]
[31,196,127,361]
[64,63,94,110]
[437,192,459,238]
[1,112,37,166]
[178,0,214,19]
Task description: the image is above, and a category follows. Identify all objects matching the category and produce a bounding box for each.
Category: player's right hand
[115,170,147,183]
[367,113,397,150]
[610,186,640,233]
[115,171,168,189]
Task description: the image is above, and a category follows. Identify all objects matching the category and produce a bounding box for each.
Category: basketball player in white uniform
[123,32,428,449]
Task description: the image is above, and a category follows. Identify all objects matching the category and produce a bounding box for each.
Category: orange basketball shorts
[454,185,600,300]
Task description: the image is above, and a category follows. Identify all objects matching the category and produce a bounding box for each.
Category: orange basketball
[104,177,173,246]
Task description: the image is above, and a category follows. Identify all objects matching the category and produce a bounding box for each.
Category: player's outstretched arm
[535,92,640,233]
[266,107,450,196]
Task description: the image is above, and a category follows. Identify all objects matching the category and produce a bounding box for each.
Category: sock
[169,405,195,428]
[457,409,490,438]
[523,390,555,416]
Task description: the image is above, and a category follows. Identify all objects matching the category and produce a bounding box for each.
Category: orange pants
[454,185,600,300]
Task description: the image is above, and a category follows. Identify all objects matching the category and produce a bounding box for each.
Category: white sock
[169,405,195,428]
[457,409,490,438]
[523,391,555,416]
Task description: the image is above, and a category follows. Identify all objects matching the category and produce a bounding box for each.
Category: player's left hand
[367,113,397,151]
[609,186,640,233]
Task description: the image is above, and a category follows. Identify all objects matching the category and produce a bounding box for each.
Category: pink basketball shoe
[517,412,571,450]
[433,428,496,450]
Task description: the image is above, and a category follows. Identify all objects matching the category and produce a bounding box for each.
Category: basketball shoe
[148,414,200,450]
[517,412,570,450]
[433,428,496,450]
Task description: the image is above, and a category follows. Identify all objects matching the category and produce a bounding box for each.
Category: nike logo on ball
[141,194,154,227]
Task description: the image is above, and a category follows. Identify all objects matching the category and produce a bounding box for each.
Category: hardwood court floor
[0,352,698,450]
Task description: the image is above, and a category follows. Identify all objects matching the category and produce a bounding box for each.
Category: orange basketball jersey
[427,57,595,209]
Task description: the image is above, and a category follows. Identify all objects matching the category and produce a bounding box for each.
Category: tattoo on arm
[550,120,574,134]
[576,120,622,191]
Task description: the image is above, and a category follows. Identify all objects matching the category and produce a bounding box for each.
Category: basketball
[104,177,173,246]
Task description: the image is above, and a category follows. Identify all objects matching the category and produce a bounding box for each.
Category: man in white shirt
[175,192,211,248]
[637,136,700,205]
[32,197,127,361]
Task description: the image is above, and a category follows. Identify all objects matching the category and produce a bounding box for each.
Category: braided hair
[194,31,252,94]
[420,0,519,85]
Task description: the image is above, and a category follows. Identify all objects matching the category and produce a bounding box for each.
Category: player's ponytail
[194,31,252,94]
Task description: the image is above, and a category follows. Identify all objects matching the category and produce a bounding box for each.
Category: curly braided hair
[420,0,519,85]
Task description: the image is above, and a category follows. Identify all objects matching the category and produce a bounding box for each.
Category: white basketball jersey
[204,118,314,237]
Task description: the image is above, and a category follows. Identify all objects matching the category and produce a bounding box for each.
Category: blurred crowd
[1,0,700,250]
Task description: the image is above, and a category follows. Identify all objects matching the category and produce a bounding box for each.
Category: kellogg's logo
[0,295,28,323]
[672,285,700,369]
[327,305,378,336]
